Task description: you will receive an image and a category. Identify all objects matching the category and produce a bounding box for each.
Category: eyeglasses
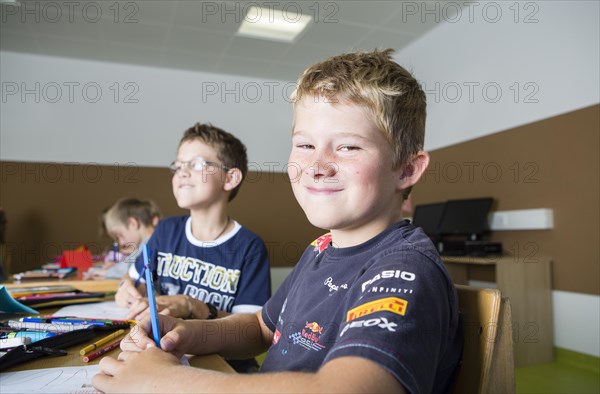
[169,157,229,174]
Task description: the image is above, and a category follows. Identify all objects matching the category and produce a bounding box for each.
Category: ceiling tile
[0,1,445,83]
[298,21,372,51]
[0,28,38,53]
[100,20,170,49]
[26,16,102,42]
[332,1,403,26]
[136,1,177,25]
[226,36,291,63]
[166,25,232,55]
[31,35,112,63]
[382,7,443,35]
[172,1,241,33]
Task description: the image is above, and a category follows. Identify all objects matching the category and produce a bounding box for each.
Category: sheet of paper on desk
[53,301,128,320]
[0,365,100,393]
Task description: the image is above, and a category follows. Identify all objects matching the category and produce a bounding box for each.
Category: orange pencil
[82,338,121,362]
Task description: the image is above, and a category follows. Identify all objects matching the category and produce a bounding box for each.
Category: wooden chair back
[451,285,515,394]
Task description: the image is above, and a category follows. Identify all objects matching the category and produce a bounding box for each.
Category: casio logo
[361,270,416,292]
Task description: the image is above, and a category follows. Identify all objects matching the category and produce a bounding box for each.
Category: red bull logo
[312,233,332,254]
[304,321,324,334]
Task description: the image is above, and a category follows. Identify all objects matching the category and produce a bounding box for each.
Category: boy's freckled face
[288,97,402,233]
[172,140,225,210]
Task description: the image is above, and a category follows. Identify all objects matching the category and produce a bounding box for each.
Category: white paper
[53,301,128,320]
[0,365,100,393]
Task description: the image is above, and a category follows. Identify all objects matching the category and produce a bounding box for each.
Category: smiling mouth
[306,186,342,195]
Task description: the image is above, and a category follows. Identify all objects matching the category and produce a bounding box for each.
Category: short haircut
[292,48,426,197]
[179,123,248,201]
[104,198,161,231]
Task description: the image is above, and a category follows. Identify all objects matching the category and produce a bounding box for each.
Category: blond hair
[103,198,161,232]
[292,49,426,185]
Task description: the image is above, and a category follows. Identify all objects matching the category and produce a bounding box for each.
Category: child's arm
[96,311,406,393]
[96,353,405,393]
[121,309,271,358]
[114,274,144,308]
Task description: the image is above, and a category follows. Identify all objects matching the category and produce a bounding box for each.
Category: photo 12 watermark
[423,81,540,104]
[421,161,541,184]
[1,81,140,104]
[1,1,140,24]
[399,1,540,24]
[1,162,140,184]
[201,81,298,104]
[200,1,339,24]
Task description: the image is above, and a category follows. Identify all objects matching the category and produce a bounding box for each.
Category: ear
[223,168,243,192]
[397,151,430,191]
[127,217,140,230]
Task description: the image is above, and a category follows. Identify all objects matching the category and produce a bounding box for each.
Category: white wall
[1,52,293,170]
[396,0,600,151]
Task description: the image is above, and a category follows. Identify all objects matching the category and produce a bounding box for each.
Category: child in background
[85,198,160,280]
[94,49,462,393]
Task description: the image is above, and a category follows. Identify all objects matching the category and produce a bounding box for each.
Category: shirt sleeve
[231,237,272,314]
[324,250,459,394]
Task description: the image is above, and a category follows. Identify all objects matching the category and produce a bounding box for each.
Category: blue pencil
[142,244,161,348]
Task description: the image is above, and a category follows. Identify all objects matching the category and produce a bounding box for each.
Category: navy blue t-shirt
[131,215,271,314]
[261,220,461,394]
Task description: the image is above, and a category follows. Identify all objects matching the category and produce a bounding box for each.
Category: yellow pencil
[79,329,125,355]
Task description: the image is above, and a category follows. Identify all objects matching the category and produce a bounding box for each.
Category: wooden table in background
[442,255,553,367]
[4,279,121,293]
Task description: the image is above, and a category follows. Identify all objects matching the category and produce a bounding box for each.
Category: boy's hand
[128,295,197,321]
[115,278,142,308]
[93,347,181,393]
[124,314,194,356]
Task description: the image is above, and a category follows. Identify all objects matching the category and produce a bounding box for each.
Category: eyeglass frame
[169,157,230,174]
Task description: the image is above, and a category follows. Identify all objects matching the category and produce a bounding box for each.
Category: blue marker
[112,242,119,262]
[143,244,161,348]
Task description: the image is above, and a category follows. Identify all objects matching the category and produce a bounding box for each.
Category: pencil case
[0,323,128,371]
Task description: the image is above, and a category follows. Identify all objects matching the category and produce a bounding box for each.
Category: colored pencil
[82,338,121,362]
[143,244,161,348]
[79,329,125,355]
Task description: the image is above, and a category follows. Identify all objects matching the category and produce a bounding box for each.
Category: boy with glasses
[115,123,271,372]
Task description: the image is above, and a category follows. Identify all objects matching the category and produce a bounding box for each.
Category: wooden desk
[442,255,553,367]
[3,334,234,373]
[3,279,120,293]
[2,280,235,374]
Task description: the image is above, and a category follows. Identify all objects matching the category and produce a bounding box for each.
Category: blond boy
[95,50,462,393]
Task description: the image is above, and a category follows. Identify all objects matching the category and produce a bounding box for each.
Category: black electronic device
[411,202,446,238]
[438,240,503,256]
[438,197,494,240]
